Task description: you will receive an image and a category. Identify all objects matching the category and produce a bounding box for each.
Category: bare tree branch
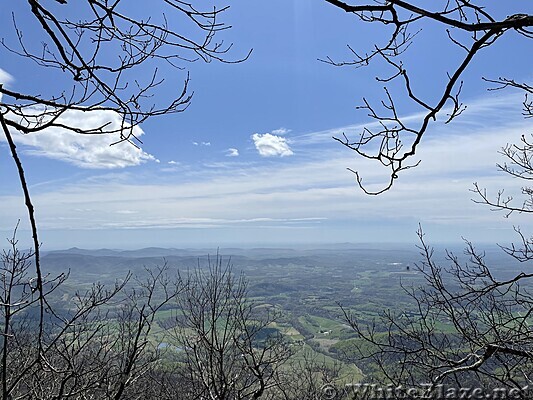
[324,1,532,193]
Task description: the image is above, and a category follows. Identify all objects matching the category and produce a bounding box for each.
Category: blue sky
[1,1,532,249]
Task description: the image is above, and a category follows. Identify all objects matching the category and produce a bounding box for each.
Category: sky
[0,1,532,249]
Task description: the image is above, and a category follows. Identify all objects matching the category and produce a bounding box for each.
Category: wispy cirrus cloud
[1,93,528,247]
[271,127,290,135]
[4,114,523,229]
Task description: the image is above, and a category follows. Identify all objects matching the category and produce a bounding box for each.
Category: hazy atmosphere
[1,2,532,399]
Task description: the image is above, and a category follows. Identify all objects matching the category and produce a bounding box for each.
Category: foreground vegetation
[2,237,531,399]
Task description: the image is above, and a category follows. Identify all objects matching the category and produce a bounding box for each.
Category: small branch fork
[323,0,532,194]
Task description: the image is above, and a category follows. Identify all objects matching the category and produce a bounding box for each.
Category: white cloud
[168,160,179,165]
[272,127,290,135]
[252,133,293,157]
[1,93,528,247]
[6,108,155,169]
[193,141,211,146]
[0,68,14,85]
[0,123,523,246]
[226,148,239,157]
